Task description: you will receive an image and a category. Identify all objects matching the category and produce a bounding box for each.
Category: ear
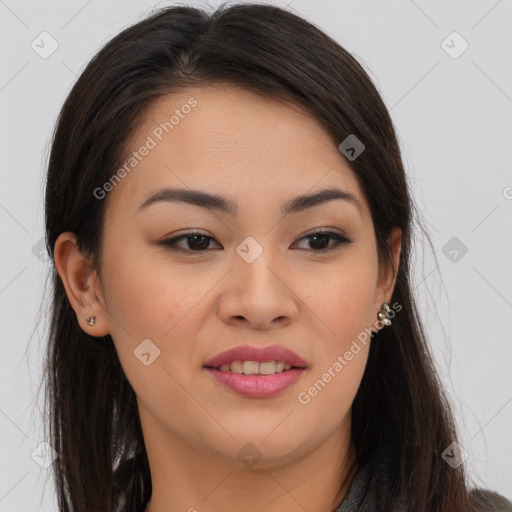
[374,227,402,317]
[53,232,110,337]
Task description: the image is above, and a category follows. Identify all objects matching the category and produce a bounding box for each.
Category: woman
[43,3,512,511]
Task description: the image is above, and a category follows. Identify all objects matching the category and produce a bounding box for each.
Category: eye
[158,229,353,253]
[293,229,353,252]
[159,231,221,253]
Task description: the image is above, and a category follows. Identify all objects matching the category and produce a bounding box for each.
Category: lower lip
[204,368,305,398]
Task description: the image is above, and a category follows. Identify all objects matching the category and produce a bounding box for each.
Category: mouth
[203,344,307,369]
[205,360,301,374]
[203,345,307,397]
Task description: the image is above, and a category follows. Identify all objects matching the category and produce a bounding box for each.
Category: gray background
[1,0,511,510]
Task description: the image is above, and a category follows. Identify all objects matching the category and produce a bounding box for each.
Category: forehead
[106,84,368,220]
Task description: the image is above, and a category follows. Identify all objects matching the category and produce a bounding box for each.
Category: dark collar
[334,445,397,512]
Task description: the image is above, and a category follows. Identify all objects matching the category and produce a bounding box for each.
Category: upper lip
[203,345,307,369]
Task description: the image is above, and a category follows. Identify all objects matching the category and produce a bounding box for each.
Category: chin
[212,431,311,469]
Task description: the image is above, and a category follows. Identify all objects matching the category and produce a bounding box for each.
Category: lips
[203,345,307,369]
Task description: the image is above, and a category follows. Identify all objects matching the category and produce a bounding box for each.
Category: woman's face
[59,84,400,470]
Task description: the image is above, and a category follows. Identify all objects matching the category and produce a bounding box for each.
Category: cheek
[297,252,376,409]
[295,342,369,446]
[100,244,219,364]
[101,257,171,335]
[99,248,207,406]
[294,288,370,444]
[101,240,184,325]
[307,259,377,347]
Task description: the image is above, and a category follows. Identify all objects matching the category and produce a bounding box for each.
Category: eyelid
[158,227,353,254]
[298,226,349,239]
[164,226,350,240]
[292,228,353,252]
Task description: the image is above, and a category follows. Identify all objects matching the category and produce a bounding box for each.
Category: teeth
[217,360,295,374]
[259,361,277,375]
[230,361,244,373]
[242,361,259,375]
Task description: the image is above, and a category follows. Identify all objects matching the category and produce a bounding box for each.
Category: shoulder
[470,488,512,511]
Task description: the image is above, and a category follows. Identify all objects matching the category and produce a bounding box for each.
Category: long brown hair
[42,3,484,511]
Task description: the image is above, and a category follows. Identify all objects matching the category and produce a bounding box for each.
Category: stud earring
[86,316,96,326]
[377,303,392,326]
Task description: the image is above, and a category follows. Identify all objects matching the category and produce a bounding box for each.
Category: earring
[377,303,392,326]
[86,316,96,326]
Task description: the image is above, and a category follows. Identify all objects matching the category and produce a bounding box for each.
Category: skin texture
[54,84,402,512]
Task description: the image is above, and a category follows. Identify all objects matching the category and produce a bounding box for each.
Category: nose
[216,246,298,330]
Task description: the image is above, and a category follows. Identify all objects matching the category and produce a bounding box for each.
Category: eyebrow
[137,186,363,217]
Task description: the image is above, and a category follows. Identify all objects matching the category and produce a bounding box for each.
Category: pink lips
[206,368,305,397]
[203,345,307,398]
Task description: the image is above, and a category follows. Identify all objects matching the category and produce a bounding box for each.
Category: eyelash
[159,229,353,254]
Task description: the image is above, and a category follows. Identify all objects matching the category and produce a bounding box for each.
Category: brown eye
[159,229,352,254]
[160,232,221,252]
[293,230,353,252]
